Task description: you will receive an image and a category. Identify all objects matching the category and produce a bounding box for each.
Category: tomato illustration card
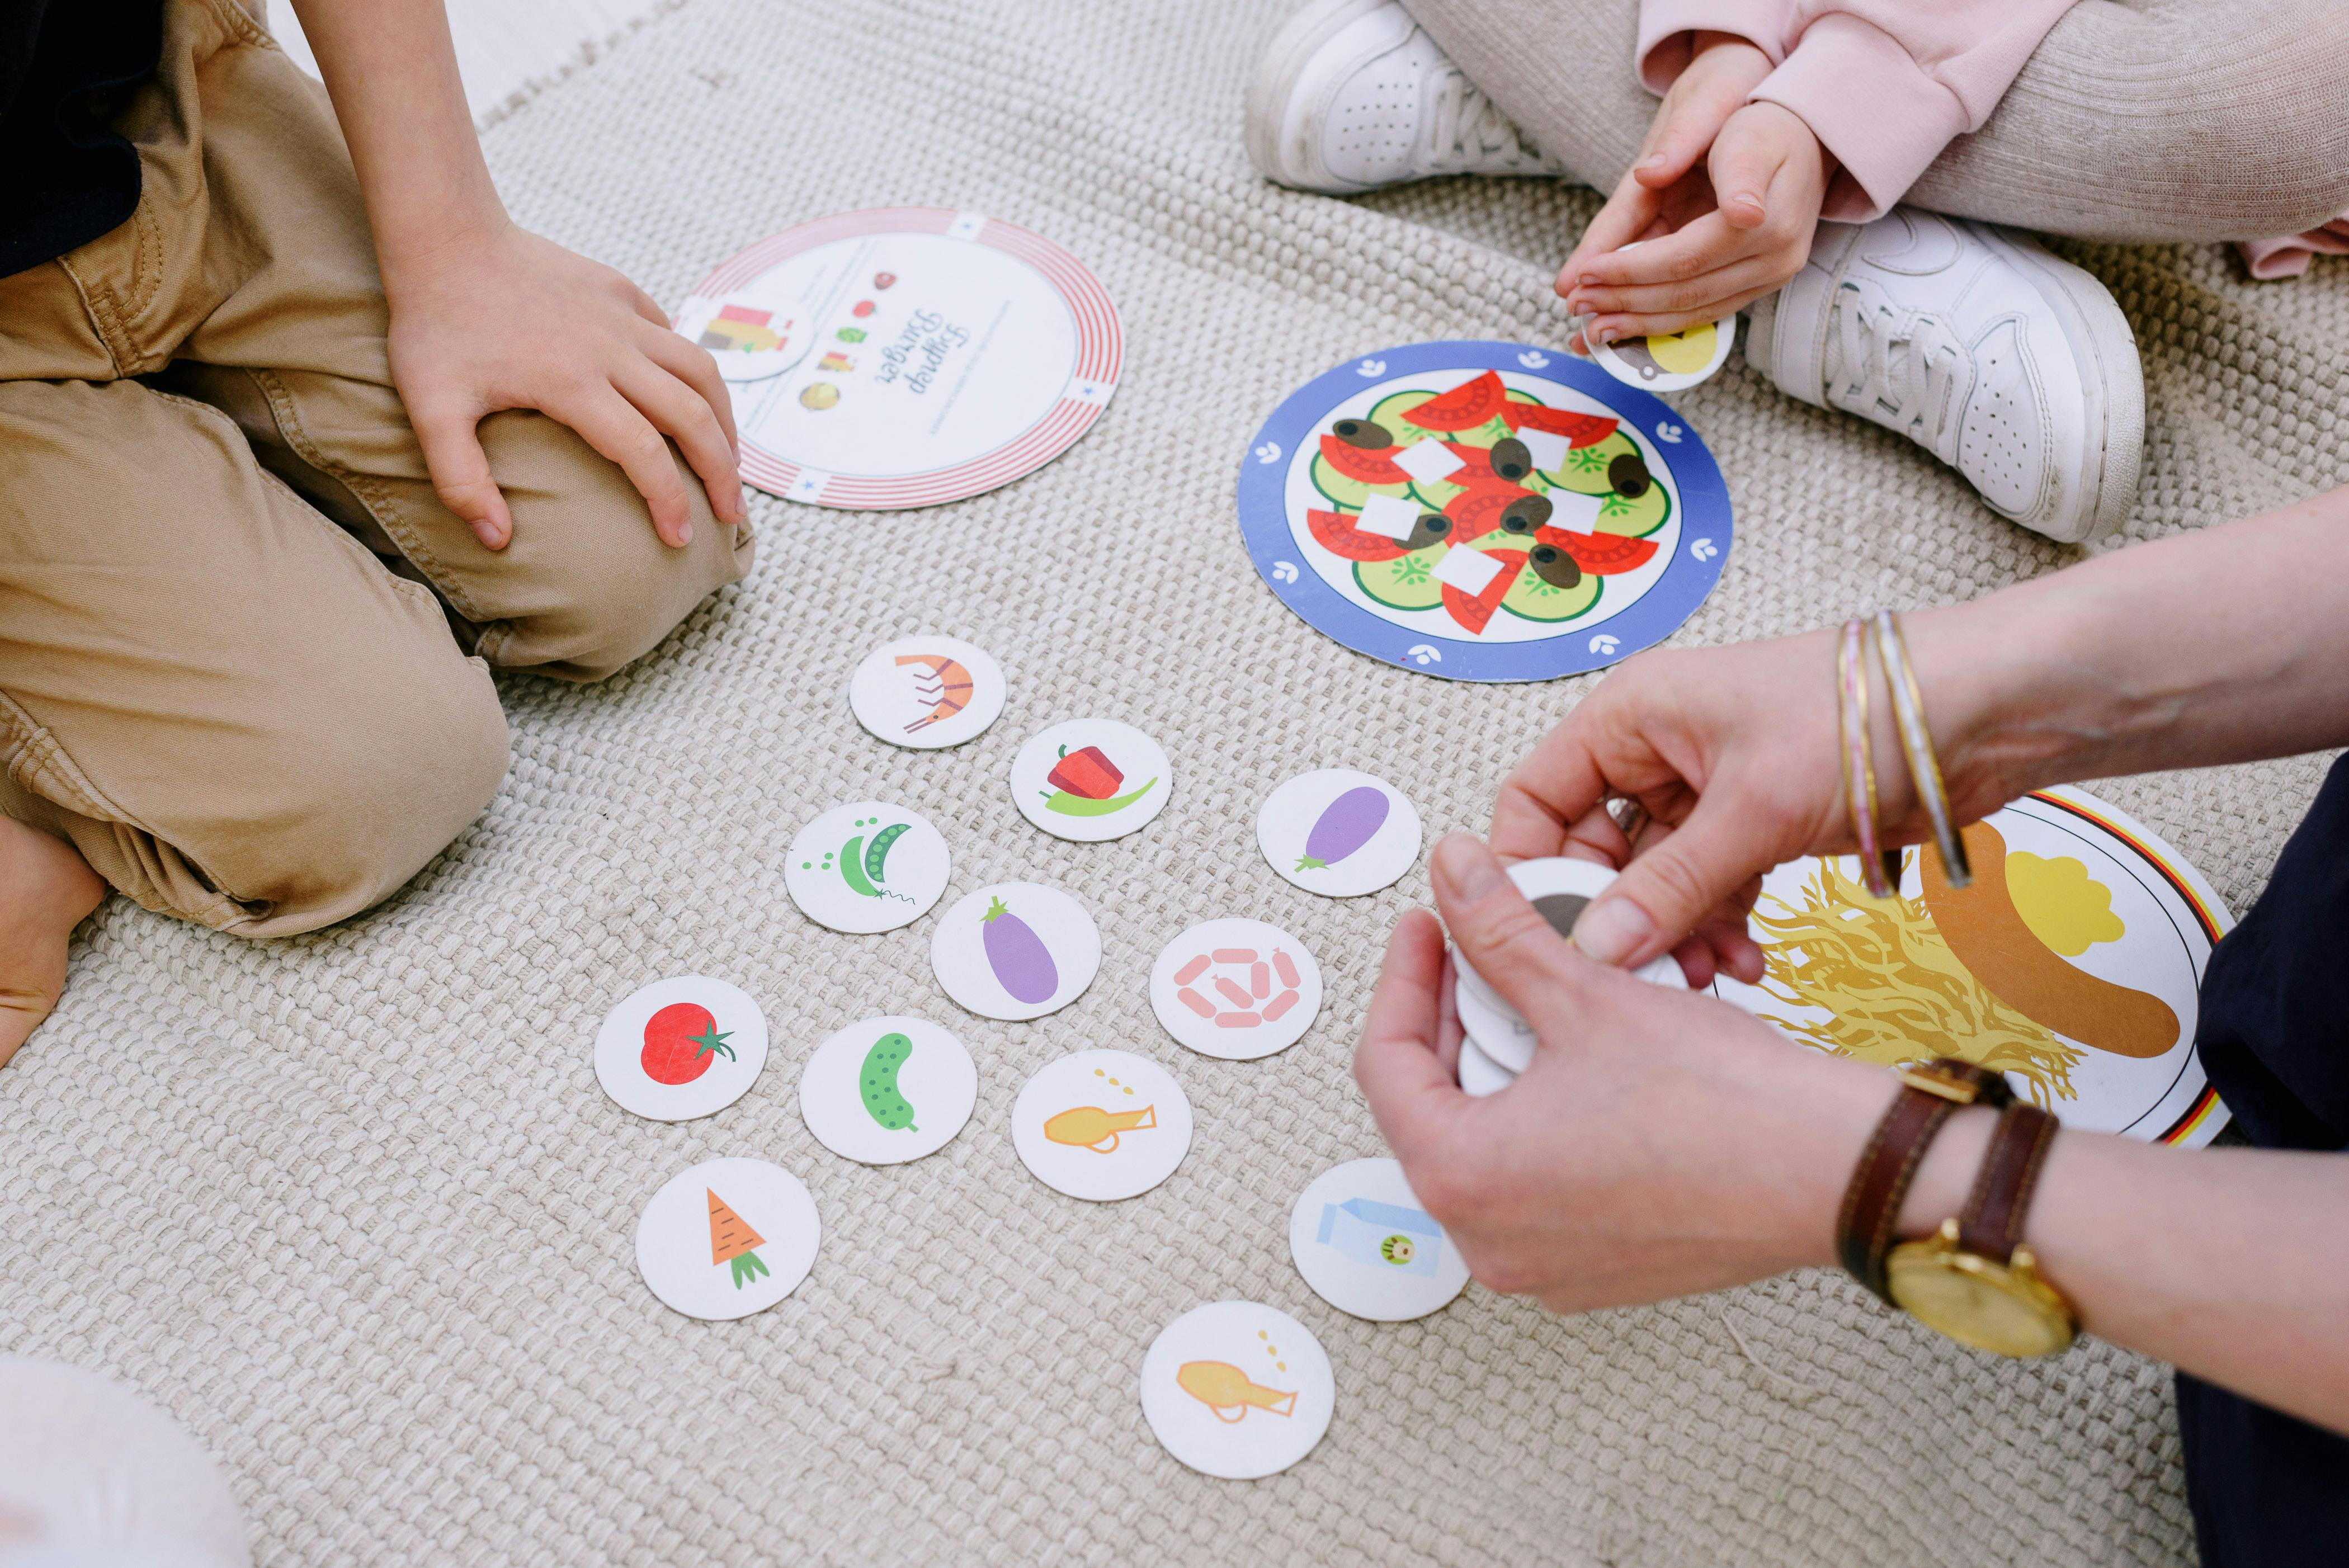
[928,882,1101,1021]
[798,1016,977,1165]
[1711,786,2234,1146]
[1237,342,1733,681]
[1009,718,1171,842]
[1256,769,1423,897]
[635,1156,820,1321]
[1010,1049,1193,1202]
[674,207,1120,509]
[1139,1301,1334,1480]
[594,976,770,1123]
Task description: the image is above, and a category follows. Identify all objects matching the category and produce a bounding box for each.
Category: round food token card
[676,207,1120,509]
[1011,719,1171,842]
[798,1015,977,1165]
[1289,1157,1470,1321]
[1237,342,1732,682]
[1257,769,1422,896]
[1149,918,1322,1060]
[928,882,1101,1021]
[1589,313,1738,393]
[849,635,1006,749]
[594,975,770,1122]
[1139,1301,1334,1480]
[634,1156,820,1321]
[784,802,951,934]
[1011,1049,1192,1202]
[1457,1033,1513,1097]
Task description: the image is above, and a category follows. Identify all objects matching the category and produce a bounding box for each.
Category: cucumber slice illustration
[859,1031,917,1131]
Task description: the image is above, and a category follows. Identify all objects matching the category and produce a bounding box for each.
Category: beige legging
[1398,0,2349,242]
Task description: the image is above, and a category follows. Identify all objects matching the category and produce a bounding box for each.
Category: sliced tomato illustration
[1442,547,1526,634]
[1319,433,1413,486]
[1443,481,1535,541]
[1307,507,1409,561]
[1437,441,1501,481]
[1400,370,1508,431]
[1502,403,1619,446]
[1541,526,1659,574]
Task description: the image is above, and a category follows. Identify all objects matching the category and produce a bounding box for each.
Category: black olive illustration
[1528,542,1582,589]
[1332,418,1393,450]
[1489,437,1534,481]
[1609,452,1652,498]
[1497,493,1553,535]
[1402,512,1453,551]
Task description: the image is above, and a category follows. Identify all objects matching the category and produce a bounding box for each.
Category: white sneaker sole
[1243,0,1398,193]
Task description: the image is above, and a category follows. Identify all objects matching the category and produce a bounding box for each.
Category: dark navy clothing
[2177,753,2349,1566]
[1,1,164,276]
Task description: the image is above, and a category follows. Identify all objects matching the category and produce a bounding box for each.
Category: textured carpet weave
[7,2,2346,1564]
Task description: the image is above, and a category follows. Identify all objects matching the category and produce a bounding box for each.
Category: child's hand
[382,221,747,550]
[1556,35,1830,350]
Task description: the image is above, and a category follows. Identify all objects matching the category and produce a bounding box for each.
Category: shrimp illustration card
[1011,1049,1193,1202]
[634,1156,820,1321]
[593,975,770,1123]
[1289,1157,1470,1321]
[1237,342,1732,682]
[798,1016,978,1165]
[929,882,1101,1022]
[848,635,1006,750]
[785,802,952,934]
[1713,786,2234,1146]
[1149,918,1323,1061]
[1257,769,1423,897]
[1139,1301,1334,1480]
[674,207,1119,509]
[1009,719,1172,843]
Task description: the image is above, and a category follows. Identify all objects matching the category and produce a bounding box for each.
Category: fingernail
[1432,834,1506,902]
[1579,273,1600,287]
[1595,327,1618,346]
[1573,896,1652,966]
[1636,156,1664,173]
[731,485,748,521]
[470,519,502,549]
[677,520,694,546]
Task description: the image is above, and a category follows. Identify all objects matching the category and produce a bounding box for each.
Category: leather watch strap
[1956,1102,2059,1263]
[1836,1060,2012,1303]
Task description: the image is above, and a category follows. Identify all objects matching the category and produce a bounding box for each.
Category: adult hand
[1354,835,1887,1310]
[382,220,746,550]
[1556,36,1831,349]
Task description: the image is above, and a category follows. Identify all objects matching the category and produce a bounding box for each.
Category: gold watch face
[1886,1245,2076,1358]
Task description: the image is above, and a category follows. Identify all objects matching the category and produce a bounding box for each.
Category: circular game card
[1711,786,2235,1146]
[1237,342,1732,681]
[1589,312,1738,394]
[1257,769,1423,896]
[635,1156,820,1321]
[1149,918,1322,1060]
[593,975,770,1123]
[1010,719,1171,842]
[849,635,1006,749]
[1289,1157,1470,1321]
[798,1015,977,1165]
[1139,1301,1334,1480]
[1011,1049,1193,1202]
[784,802,951,934]
[928,882,1101,1021]
[676,207,1120,508]
[1457,1033,1513,1097]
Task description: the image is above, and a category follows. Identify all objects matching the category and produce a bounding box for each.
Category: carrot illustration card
[593,976,770,1123]
[1008,719,1171,843]
[784,801,952,935]
[1010,1049,1192,1202]
[673,207,1119,509]
[1139,1301,1334,1479]
[927,882,1100,1021]
[1148,918,1322,1061]
[634,1157,820,1321]
[1256,769,1423,898]
[1236,343,1732,682]
[1710,786,2234,1146]
[847,635,1007,751]
[798,1016,977,1166]
[1289,1158,1469,1322]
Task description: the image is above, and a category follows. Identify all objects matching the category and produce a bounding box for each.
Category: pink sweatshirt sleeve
[1638,1,2080,221]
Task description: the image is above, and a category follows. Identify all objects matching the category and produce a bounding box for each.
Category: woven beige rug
[8,2,2345,1562]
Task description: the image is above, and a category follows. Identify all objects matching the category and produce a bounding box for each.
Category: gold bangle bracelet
[1870,610,1971,890]
[1836,618,1902,898]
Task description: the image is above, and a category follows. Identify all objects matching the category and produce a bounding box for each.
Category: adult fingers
[1488,701,1643,863]
[411,399,512,549]
[1353,909,1469,1163]
[614,357,746,526]
[1572,790,1786,969]
[637,319,739,456]
[549,382,696,546]
[1429,834,1596,1032]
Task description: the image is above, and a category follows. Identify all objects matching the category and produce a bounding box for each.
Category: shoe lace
[1828,284,1964,454]
[1421,63,1547,173]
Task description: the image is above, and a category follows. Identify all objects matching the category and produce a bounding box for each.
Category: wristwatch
[1836,1059,2077,1358]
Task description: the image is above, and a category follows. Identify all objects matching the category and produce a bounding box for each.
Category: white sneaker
[1746,208,2143,545]
[1246,0,1564,195]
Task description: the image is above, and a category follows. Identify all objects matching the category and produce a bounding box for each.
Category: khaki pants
[0,0,752,937]
[1402,0,2349,242]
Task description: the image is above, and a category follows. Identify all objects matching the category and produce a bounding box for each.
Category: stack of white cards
[1451,857,1687,1094]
